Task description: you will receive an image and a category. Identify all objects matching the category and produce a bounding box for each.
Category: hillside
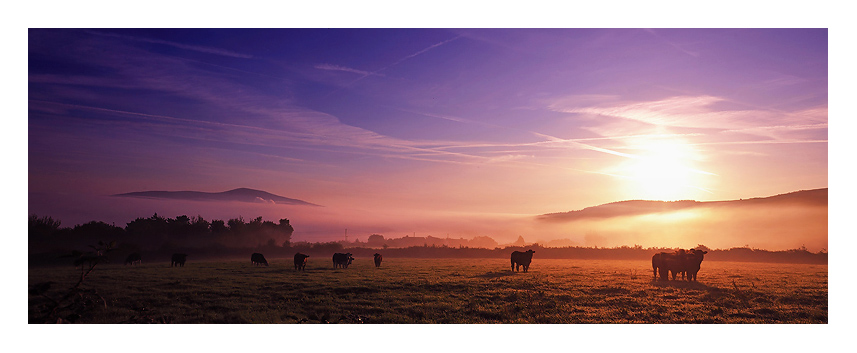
[537,188,827,222]
[113,188,320,206]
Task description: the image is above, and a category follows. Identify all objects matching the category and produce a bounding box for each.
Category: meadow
[28,257,827,324]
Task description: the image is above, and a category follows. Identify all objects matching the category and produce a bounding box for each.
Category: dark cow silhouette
[333,252,354,269]
[510,249,535,272]
[373,253,382,267]
[652,249,702,281]
[124,252,142,265]
[652,249,684,280]
[251,253,269,266]
[294,253,309,271]
[684,249,708,281]
[171,253,187,267]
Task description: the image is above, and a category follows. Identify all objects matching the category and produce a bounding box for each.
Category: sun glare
[617,139,708,201]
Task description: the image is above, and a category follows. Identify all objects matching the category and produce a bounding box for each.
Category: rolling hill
[113,188,320,206]
[537,188,827,222]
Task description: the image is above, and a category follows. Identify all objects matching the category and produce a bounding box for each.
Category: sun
[616,139,710,201]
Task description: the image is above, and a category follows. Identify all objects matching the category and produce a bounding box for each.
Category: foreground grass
[28,258,827,323]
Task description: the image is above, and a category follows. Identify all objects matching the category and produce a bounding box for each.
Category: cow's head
[527,250,535,254]
[374,253,380,257]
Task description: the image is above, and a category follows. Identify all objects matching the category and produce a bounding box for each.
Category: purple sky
[28,28,828,244]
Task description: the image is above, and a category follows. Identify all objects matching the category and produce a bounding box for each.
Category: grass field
[28,257,827,324]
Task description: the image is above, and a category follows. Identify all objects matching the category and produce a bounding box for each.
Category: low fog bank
[531,204,827,252]
[28,191,828,268]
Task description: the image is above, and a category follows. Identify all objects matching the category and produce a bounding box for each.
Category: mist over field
[29,188,827,254]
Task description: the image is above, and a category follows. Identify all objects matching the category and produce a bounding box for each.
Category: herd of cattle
[651,248,708,281]
[121,248,708,281]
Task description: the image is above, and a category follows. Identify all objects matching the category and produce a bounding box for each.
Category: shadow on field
[473,271,518,279]
[650,279,715,291]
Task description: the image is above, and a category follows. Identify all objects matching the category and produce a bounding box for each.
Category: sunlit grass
[29,258,826,324]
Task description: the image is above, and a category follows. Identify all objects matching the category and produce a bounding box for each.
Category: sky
[28,28,828,246]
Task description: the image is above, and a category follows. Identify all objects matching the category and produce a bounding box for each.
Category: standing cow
[511,249,535,272]
[684,249,708,281]
[294,253,309,271]
[652,249,690,281]
[124,252,142,265]
[171,253,187,267]
[251,253,269,266]
[373,253,382,267]
[333,252,354,269]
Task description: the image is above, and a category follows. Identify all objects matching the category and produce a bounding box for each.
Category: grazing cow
[251,253,269,266]
[373,253,383,267]
[170,253,187,267]
[510,249,535,272]
[294,253,309,271]
[684,249,708,281]
[332,252,354,269]
[124,252,142,265]
[652,249,690,281]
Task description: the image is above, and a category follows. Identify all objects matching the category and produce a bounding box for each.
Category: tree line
[29,213,294,255]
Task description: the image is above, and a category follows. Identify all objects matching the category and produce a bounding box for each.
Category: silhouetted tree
[227,217,246,234]
[367,234,385,246]
[189,215,211,236]
[73,221,125,240]
[29,214,62,238]
[167,215,193,238]
[125,214,168,238]
[210,219,228,234]
[695,244,712,252]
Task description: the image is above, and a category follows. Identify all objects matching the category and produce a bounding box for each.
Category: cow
[124,252,142,265]
[684,249,708,281]
[652,249,690,281]
[294,253,309,271]
[373,253,382,267]
[333,252,354,269]
[251,253,269,266]
[171,253,187,267]
[510,249,535,272]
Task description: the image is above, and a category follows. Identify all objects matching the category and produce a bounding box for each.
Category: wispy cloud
[326,35,463,94]
[314,63,380,77]
[552,95,827,142]
[84,30,254,59]
[643,29,700,57]
[390,35,462,66]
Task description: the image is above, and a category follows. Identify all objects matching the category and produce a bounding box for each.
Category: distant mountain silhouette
[113,188,320,206]
[538,188,827,222]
